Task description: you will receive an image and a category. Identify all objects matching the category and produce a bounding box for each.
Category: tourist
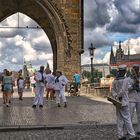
[32,66,46,108]
[127,64,140,135]
[10,71,15,100]
[45,69,55,101]
[73,71,81,96]
[3,70,13,107]
[111,64,138,140]
[1,69,7,104]
[17,76,25,100]
[54,70,69,107]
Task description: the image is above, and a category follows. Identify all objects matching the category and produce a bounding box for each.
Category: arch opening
[0,12,53,72]
[0,0,83,80]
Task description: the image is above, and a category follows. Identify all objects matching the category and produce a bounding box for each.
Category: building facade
[81,63,110,77]
[110,41,140,69]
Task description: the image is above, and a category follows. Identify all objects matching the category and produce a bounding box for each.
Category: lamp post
[89,43,96,83]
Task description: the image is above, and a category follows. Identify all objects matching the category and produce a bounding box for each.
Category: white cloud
[0,1,140,72]
[103,52,110,64]
[12,58,17,63]
[117,37,140,54]
[0,13,52,72]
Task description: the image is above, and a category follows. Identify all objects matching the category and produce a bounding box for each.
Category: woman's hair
[6,70,10,76]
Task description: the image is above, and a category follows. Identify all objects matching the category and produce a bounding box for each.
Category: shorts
[4,83,12,92]
[18,88,23,93]
[31,84,36,88]
[46,84,54,90]
[75,82,80,88]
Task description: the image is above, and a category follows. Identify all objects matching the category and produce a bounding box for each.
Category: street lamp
[89,43,96,83]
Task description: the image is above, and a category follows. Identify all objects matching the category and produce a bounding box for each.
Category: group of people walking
[111,64,140,140]
[1,66,69,108]
[32,66,69,108]
[1,69,26,106]
[1,69,14,107]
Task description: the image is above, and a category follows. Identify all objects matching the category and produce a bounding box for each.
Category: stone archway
[0,0,83,80]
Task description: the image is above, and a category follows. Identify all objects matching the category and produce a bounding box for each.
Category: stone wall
[53,0,84,80]
[0,0,84,80]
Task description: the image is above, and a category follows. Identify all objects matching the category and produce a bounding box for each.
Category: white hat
[118,64,127,70]
[55,69,62,74]
[132,64,140,68]
[56,69,62,72]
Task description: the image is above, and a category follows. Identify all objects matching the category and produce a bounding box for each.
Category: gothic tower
[116,41,124,63]
[110,46,116,64]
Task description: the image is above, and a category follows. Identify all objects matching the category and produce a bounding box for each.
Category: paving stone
[0,88,137,140]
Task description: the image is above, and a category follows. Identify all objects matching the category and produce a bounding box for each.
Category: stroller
[67,82,78,96]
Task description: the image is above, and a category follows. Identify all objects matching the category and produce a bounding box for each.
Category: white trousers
[33,86,44,105]
[130,102,140,132]
[116,106,135,139]
[55,88,66,104]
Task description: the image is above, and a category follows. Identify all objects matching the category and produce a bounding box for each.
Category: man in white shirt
[127,64,140,135]
[32,66,46,108]
[111,64,138,140]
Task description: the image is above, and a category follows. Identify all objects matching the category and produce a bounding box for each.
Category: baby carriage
[67,82,78,96]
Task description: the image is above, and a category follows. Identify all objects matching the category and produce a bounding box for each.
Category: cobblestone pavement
[0,88,117,126]
[0,88,137,140]
[0,126,118,140]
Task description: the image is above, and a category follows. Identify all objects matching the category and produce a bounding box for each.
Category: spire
[128,44,130,60]
[116,41,124,62]
[46,62,50,69]
[119,41,121,49]
[110,46,116,64]
[29,60,32,68]
[23,58,26,65]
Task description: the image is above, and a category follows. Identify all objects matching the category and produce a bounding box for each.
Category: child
[17,76,25,100]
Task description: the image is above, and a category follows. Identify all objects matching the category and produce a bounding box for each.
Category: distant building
[110,41,140,69]
[81,63,110,77]
[27,61,36,75]
[23,60,35,79]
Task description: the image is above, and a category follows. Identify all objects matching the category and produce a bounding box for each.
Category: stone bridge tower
[0,0,84,80]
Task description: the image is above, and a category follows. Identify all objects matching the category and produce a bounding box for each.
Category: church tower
[116,41,124,63]
[110,46,116,64]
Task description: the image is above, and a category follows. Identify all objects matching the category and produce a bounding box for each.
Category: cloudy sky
[0,13,52,72]
[0,0,140,72]
[83,0,140,64]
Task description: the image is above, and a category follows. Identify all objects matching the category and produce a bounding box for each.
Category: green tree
[82,69,103,83]
[82,70,91,81]
[110,69,118,77]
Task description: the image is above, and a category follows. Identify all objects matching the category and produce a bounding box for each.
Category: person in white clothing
[54,70,69,107]
[30,73,36,94]
[127,64,140,135]
[111,64,138,140]
[32,66,46,108]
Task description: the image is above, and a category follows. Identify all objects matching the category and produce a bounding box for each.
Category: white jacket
[35,71,46,87]
[127,77,140,102]
[45,74,55,89]
[54,75,69,91]
[111,77,129,106]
